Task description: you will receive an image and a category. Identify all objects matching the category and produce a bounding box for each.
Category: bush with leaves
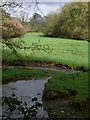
[43,13,59,37]
[2,92,42,120]
[43,2,88,41]
[2,9,26,39]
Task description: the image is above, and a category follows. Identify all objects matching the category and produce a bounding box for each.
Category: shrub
[2,9,26,39]
[43,12,59,37]
[43,2,88,41]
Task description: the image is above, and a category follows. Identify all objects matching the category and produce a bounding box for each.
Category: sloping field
[2,33,89,70]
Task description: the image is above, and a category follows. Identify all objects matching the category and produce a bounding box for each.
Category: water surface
[2,77,50,119]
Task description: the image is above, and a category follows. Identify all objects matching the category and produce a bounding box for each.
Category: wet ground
[3,65,82,73]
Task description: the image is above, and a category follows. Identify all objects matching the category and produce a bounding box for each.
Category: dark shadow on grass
[38,34,86,42]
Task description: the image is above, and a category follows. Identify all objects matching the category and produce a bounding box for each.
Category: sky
[23,2,66,19]
[2,0,68,20]
[3,0,88,20]
[8,2,67,20]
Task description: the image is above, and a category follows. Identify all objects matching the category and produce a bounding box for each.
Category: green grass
[44,71,89,103]
[2,33,89,70]
[2,67,89,106]
[2,68,49,83]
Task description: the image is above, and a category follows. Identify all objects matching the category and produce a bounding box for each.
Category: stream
[2,77,50,120]
[2,77,88,119]
[1,67,88,119]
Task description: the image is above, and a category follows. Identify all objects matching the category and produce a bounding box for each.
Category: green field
[2,68,49,83]
[44,71,89,102]
[2,33,89,70]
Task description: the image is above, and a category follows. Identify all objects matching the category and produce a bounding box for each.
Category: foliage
[1,9,27,61]
[2,10,52,62]
[2,92,42,119]
[43,2,88,41]
[2,37,24,61]
[23,39,53,53]
[2,9,26,39]
[43,13,59,37]
[30,13,44,32]
[2,33,52,63]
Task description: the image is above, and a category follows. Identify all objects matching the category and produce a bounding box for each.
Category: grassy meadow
[2,33,89,70]
[44,71,89,102]
[2,32,89,102]
[2,2,89,119]
[2,68,49,83]
[2,32,89,110]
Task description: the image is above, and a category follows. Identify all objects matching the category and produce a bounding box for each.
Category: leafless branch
[34,0,46,18]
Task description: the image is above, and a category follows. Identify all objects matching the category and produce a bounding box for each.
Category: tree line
[1,2,89,41]
[43,2,89,41]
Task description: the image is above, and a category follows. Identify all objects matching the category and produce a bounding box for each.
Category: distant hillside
[2,10,27,39]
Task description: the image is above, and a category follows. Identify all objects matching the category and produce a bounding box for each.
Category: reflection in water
[2,78,50,119]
